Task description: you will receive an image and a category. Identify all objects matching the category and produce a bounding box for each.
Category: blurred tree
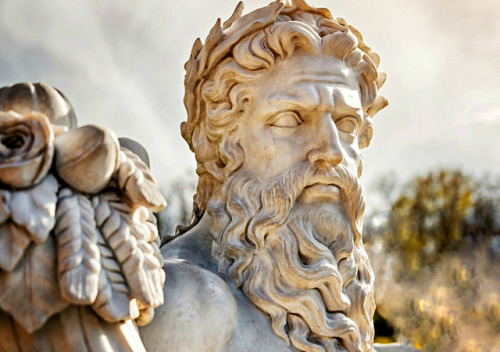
[385,170,474,277]
[463,174,500,243]
[364,169,500,349]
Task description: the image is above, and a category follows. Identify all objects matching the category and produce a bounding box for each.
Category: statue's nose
[307,116,343,168]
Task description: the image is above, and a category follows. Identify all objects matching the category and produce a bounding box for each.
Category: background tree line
[365,169,500,351]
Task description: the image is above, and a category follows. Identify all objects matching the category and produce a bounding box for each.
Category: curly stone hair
[181,0,387,229]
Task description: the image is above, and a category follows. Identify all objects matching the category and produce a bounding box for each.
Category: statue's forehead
[270,52,354,77]
[253,61,362,110]
[265,79,360,103]
[251,53,360,98]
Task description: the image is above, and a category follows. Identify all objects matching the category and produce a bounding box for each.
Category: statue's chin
[298,183,341,204]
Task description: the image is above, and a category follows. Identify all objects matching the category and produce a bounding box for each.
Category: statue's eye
[270,111,301,128]
[336,116,359,135]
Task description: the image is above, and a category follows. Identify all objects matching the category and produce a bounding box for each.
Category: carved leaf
[54,188,101,304]
[366,95,389,117]
[93,192,164,308]
[9,174,58,244]
[115,148,166,212]
[199,18,223,73]
[91,228,137,322]
[0,222,32,271]
[132,239,165,307]
[222,1,244,30]
[0,190,10,223]
[190,37,203,61]
[135,206,165,276]
[0,236,69,333]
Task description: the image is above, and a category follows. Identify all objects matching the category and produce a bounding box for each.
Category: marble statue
[0,1,401,351]
[0,82,166,351]
[141,1,388,352]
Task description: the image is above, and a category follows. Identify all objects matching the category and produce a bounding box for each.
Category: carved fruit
[0,82,77,129]
[0,111,54,189]
[54,125,119,194]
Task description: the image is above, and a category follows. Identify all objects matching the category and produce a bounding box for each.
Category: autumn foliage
[366,169,500,351]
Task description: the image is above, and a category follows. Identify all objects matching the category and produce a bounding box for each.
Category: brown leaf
[9,174,58,243]
[54,188,100,304]
[0,236,69,333]
[115,148,166,212]
[0,222,31,271]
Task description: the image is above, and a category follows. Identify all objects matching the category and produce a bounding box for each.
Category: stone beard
[207,161,375,352]
[178,2,388,351]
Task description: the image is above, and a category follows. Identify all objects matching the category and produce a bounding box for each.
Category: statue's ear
[192,123,226,183]
[360,95,388,149]
[358,116,373,149]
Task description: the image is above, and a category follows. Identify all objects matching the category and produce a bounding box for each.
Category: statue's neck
[161,211,217,270]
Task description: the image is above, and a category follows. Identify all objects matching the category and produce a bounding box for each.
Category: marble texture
[0,83,166,351]
[0,1,396,351]
[142,0,387,351]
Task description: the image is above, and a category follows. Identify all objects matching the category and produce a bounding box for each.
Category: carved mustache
[209,160,365,240]
[265,161,362,207]
[282,161,366,235]
[307,164,358,196]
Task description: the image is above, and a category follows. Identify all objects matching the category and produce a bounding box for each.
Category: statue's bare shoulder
[140,220,237,352]
[141,215,297,352]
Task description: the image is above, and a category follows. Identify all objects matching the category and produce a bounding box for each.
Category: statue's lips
[299,182,341,203]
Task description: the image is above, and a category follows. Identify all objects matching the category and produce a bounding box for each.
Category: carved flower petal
[0,154,47,189]
[0,111,54,189]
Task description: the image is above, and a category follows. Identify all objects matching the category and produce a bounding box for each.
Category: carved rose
[0,111,54,189]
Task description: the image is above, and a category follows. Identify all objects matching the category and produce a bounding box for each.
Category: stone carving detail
[141,1,387,352]
[1,0,396,350]
[0,111,54,188]
[0,83,166,351]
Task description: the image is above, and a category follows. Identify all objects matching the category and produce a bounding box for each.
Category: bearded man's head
[181,1,387,351]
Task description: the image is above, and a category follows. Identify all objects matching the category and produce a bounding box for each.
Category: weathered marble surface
[142,1,387,351]
[0,82,166,351]
[1,0,396,350]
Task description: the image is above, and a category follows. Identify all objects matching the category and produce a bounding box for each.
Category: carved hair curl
[181,1,387,227]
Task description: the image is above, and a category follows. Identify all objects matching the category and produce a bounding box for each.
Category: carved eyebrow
[264,95,321,114]
[264,79,362,117]
[332,89,363,120]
